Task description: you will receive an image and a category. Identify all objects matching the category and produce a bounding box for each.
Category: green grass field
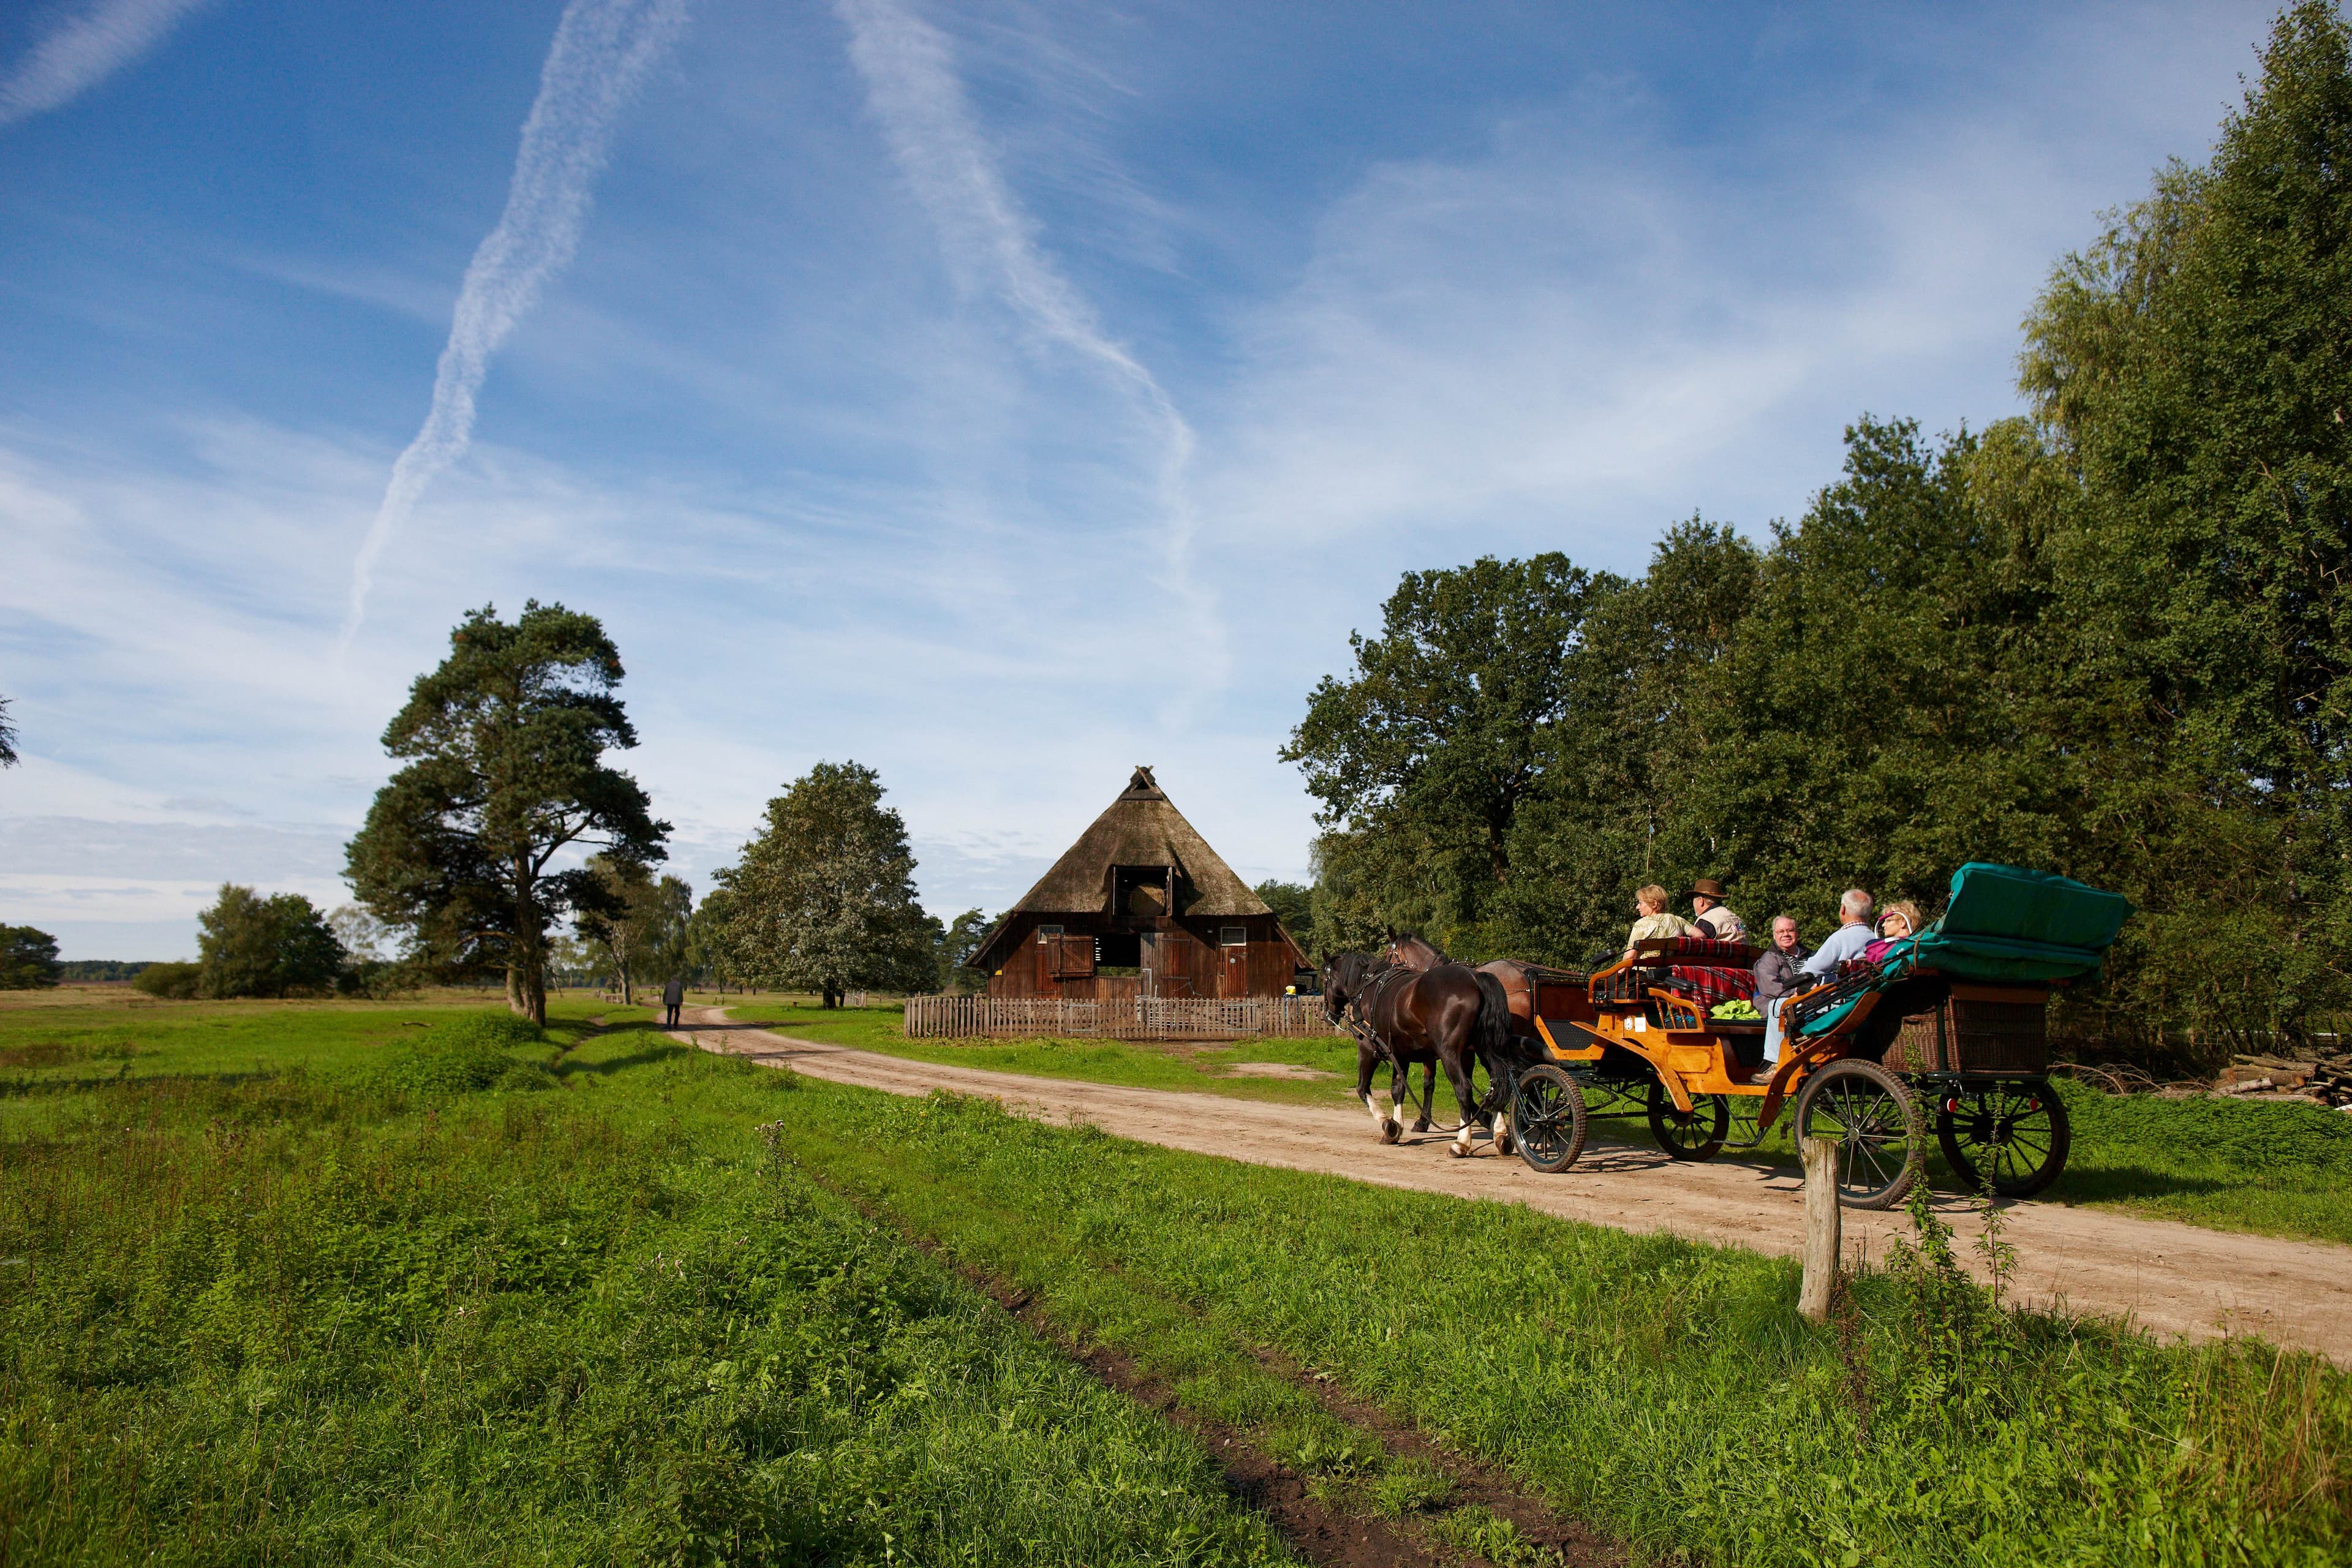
[5,991,2348,1567]
[0,997,1295,1565]
[721,1001,2352,1247]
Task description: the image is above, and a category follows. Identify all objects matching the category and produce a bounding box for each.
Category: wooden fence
[903,993,1333,1041]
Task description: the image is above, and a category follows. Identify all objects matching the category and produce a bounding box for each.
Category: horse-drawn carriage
[1331,864,2130,1209]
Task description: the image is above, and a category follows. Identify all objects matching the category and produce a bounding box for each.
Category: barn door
[1219,926,1248,998]
[1050,935,1096,980]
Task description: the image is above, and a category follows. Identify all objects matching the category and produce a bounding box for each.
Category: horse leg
[1442,1049,1485,1158]
[1355,1042,1399,1142]
[1490,1063,1517,1156]
[1413,1060,1436,1131]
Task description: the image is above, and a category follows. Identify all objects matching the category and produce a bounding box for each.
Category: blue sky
[0,0,2284,959]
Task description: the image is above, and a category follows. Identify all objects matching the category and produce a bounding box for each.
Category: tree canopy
[195,885,344,998]
[344,601,669,1025]
[1289,4,2352,1063]
[0,927,61,990]
[716,762,941,1006]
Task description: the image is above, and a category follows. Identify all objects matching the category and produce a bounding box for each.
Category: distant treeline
[59,960,153,982]
[1283,7,2352,1066]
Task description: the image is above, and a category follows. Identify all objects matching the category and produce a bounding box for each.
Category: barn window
[1036,924,1063,943]
[1220,926,1246,947]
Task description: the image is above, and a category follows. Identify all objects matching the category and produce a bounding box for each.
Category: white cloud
[831,0,1221,698]
[342,0,689,646]
[0,0,211,128]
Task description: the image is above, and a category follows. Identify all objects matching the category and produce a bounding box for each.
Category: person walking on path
[662,975,685,1029]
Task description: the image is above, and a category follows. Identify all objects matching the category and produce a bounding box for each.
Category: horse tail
[1472,967,1515,1069]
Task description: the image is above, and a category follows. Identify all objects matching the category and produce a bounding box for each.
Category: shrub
[131,962,203,1000]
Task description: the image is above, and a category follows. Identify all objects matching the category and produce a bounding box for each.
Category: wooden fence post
[1800,1134,1842,1324]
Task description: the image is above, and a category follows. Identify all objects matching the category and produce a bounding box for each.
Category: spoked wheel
[1792,1058,1923,1210]
[1512,1065,1589,1174]
[1646,1080,1728,1161]
[1937,1081,2071,1198]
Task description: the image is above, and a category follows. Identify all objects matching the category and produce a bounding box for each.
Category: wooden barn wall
[982,911,1298,1000]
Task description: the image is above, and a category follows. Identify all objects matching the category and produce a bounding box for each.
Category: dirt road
[676,1008,2352,1362]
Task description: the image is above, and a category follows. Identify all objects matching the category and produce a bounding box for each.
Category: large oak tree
[345,601,668,1025]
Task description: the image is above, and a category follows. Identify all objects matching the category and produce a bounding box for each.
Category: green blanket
[1907,863,2132,984]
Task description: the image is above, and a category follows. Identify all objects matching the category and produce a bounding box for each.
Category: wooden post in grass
[1800,1135,1841,1323]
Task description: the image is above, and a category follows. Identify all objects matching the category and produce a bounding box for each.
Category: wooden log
[1800,1134,1842,1324]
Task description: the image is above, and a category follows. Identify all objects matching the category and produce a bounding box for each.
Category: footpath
[673,1007,2352,1363]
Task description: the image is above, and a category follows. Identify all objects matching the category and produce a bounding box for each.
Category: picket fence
[903,993,1331,1041]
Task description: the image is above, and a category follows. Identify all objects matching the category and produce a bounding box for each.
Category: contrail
[0,0,213,128]
[831,0,1216,670]
[340,0,687,650]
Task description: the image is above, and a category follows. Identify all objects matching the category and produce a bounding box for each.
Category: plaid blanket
[1637,934,1762,967]
[1666,964,1758,1006]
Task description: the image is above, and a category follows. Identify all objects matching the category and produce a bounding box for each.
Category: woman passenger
[1863,900,1923,964]
[1623,883,1695,958]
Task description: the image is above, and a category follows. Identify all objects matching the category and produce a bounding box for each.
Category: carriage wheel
[1646,1080,1728,1162]
[1936,1081,2071,1198]
[1512,1065,1589,1174]
[1792,1058,1923,1210]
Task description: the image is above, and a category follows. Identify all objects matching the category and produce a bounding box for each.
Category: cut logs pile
[2214,1046,2352,1109]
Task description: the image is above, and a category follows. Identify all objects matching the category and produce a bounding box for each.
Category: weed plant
[0,1023,1296,1565]
[769,1084,2351,1568]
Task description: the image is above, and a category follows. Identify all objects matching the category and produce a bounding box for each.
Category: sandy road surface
[674,1008,2352,1362]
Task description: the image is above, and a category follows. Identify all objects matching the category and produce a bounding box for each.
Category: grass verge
[766,1079,2351,1568]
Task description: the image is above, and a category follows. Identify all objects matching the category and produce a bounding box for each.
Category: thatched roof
[1008,767,1270,918]
[968,769,1279,973]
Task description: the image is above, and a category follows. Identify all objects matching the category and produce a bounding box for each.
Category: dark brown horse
[1322,952,1435,1143]
[1378,933,1554,1154]
[1324,935,1518,1157]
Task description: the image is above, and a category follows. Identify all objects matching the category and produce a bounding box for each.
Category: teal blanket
[1790,864,2132,1035]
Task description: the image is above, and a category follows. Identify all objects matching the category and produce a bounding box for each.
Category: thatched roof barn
[970,767,1306,1000]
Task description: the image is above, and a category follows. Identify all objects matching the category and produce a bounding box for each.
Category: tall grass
[0,1032,1295,1565]
[770,1084,2351,1568]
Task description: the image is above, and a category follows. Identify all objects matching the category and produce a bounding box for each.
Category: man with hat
[1689,878,1746,942]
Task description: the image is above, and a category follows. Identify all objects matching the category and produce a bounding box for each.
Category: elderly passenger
[1752,915,1810,1000]
[1863,900,1924,964]
[1801,889,1877,979]
[1762,889,1874,1069]
[1623,883,1695,957]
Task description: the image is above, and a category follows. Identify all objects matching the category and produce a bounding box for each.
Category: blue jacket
[1800,921,1875,979]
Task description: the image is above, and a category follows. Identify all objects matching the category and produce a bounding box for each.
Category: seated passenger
[1800,888,1877,979]
[1752,914,1810,1070]
[1623,883,1695,958]
[1689,878,1747,942]
[1862,900,1923,965]
[1765,889,1874,1068]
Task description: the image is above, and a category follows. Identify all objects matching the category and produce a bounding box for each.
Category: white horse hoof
[1447,1141,1469,1159]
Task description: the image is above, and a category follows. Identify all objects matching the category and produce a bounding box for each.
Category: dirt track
[676,1008,2352,1363]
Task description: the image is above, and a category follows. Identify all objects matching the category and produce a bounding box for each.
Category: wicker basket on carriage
[1882,990,2052,1076]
